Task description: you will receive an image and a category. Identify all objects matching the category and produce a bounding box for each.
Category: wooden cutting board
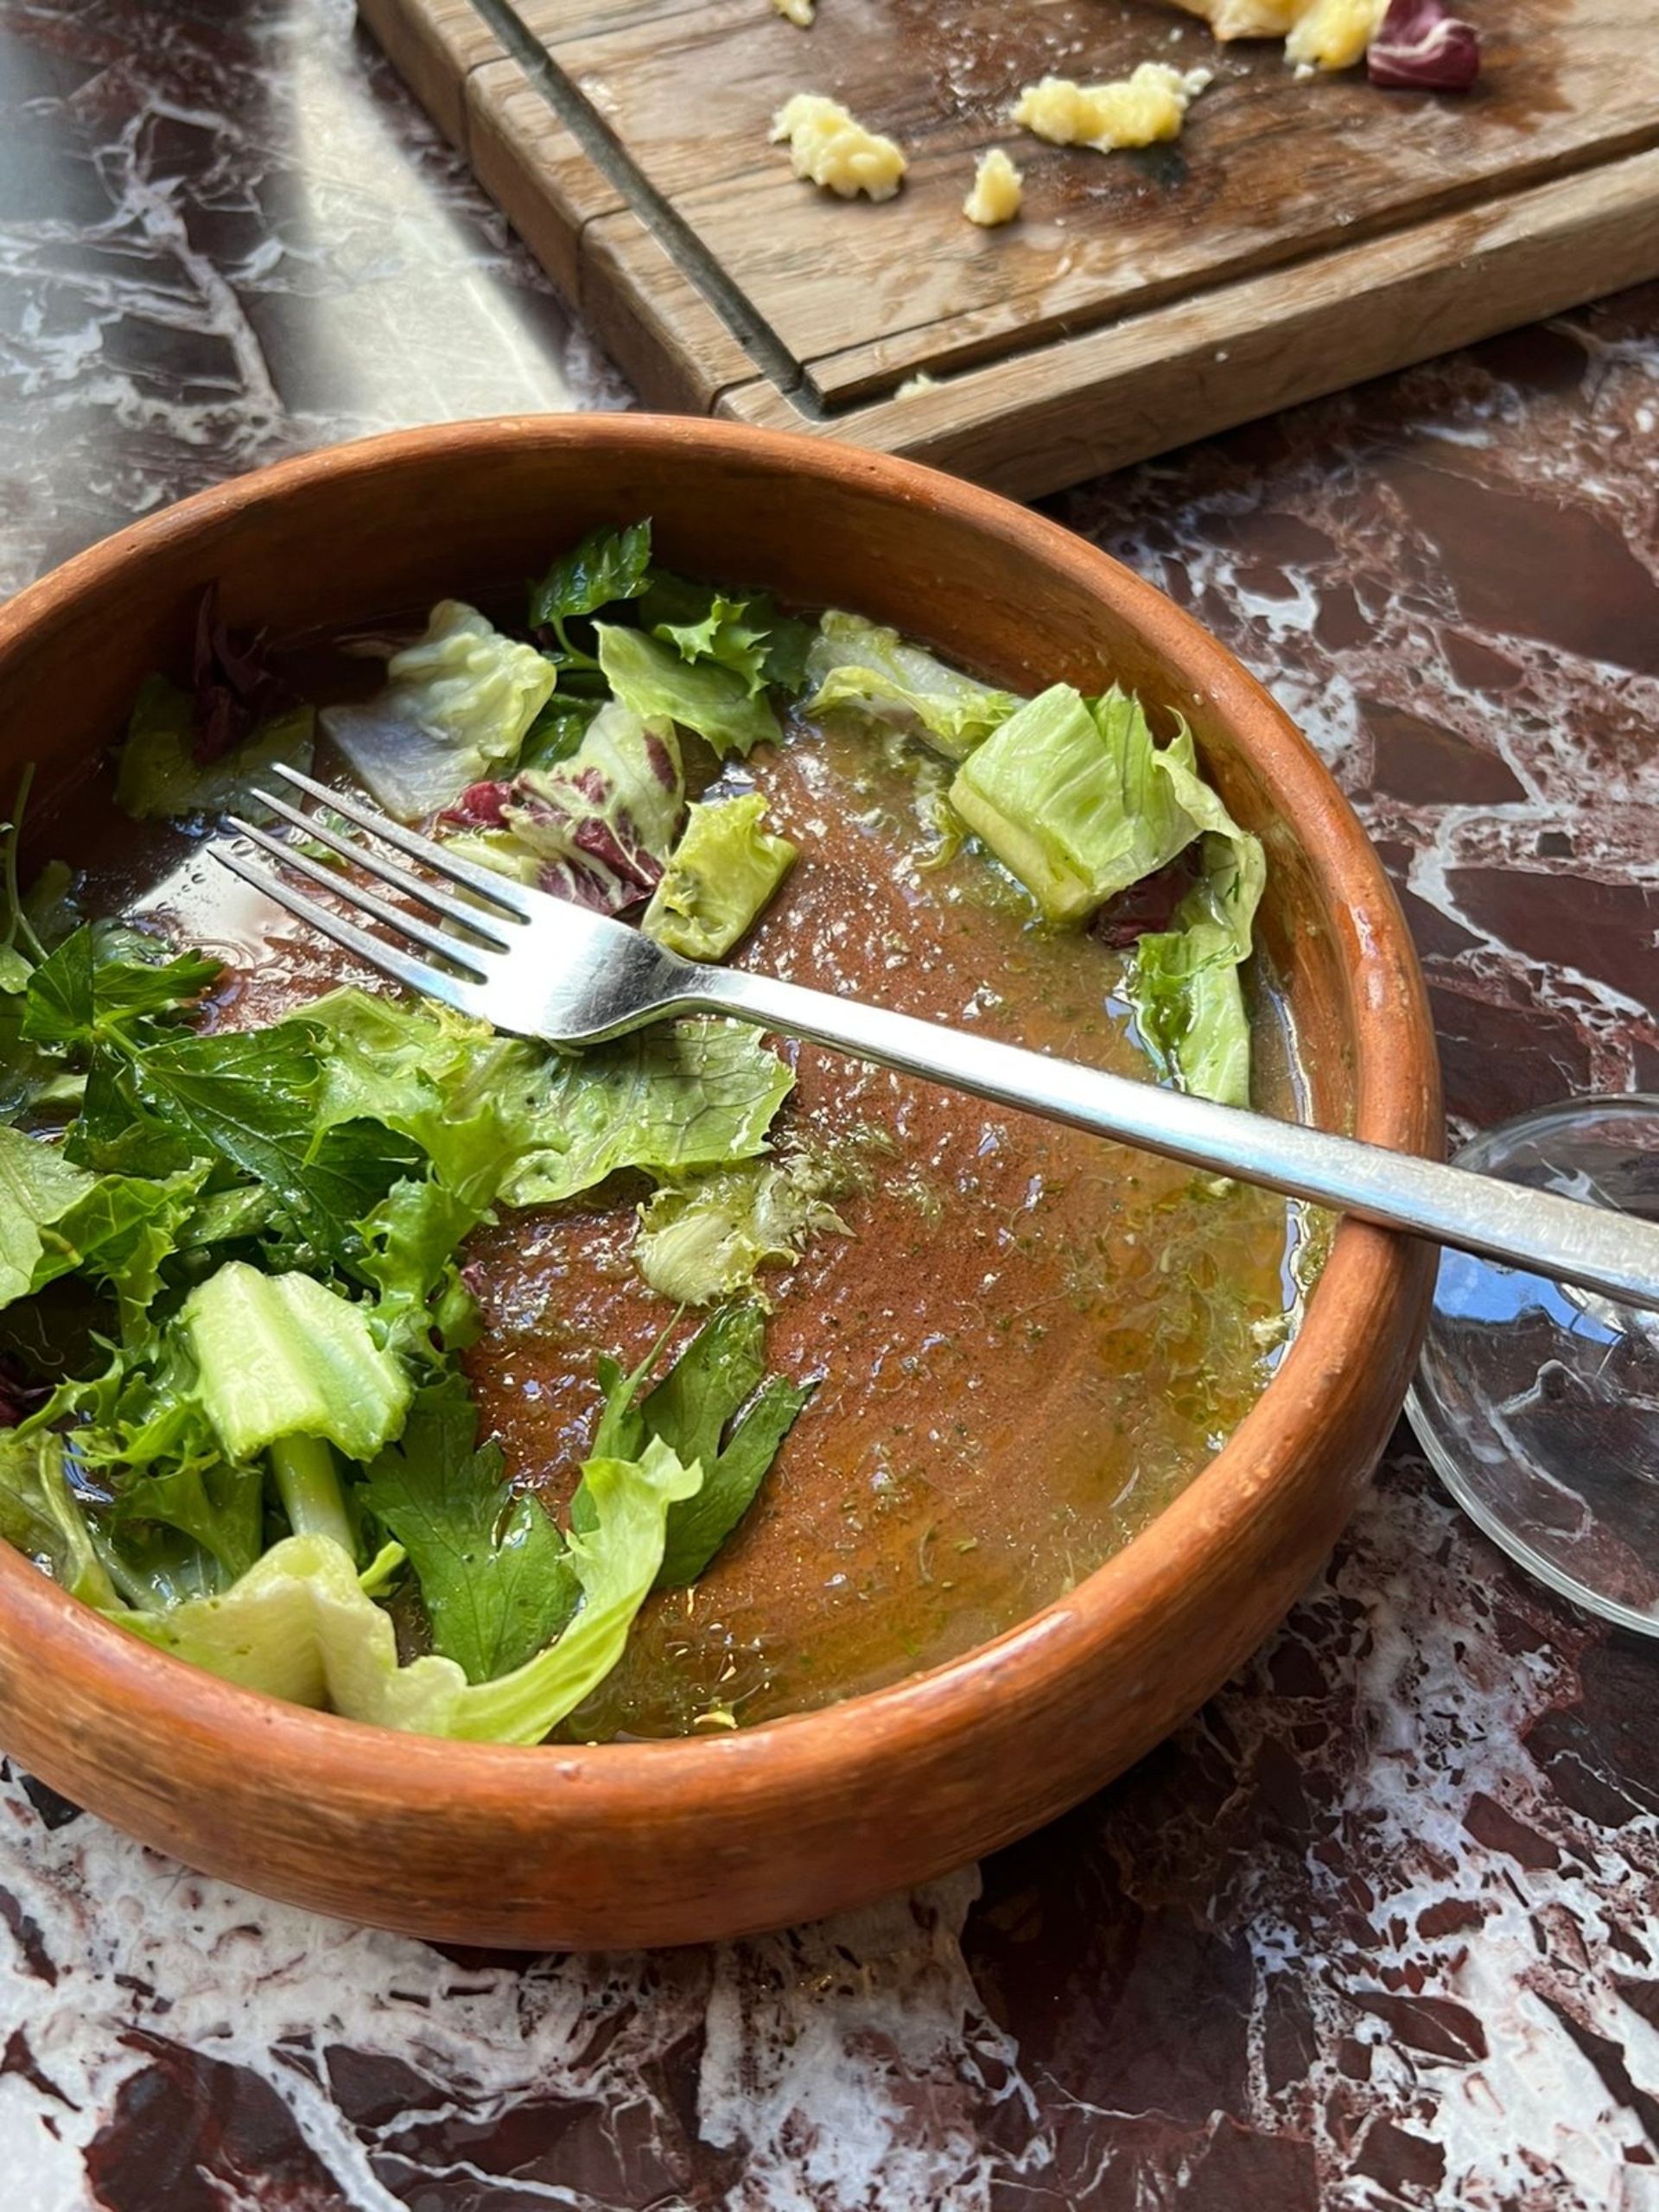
[360,0,1659,495]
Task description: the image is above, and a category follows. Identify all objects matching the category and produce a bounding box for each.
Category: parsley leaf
[588,1300,813,1587]
[527,519,654,632]
[361,1377,579,1684]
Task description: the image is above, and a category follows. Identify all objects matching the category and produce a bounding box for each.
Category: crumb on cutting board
[963,149,1023,226]
[770,0,814,25]
[1013,63,1213,152]
[771,93,907,200]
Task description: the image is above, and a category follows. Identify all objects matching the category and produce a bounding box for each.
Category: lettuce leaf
[1130,823,1266,1109]
[114,1435,700,1744]
[500,1020,795,1207]
[114,675,315,823]
[127,1026,417,1261]
[321,601,556,822]
[22,922,220,1055]
[948,685,1201,924]
[596,625,781,758]
[297,986,541,1211]
[804,610,1020,760]
[0,1125,99,1307]
[0,1430,119,1609]
[639,575,816,696]
[107,1460,266,1599]
[641,793,796,960]
[466,702,686,913]
[528,520,654,632]
[634,1153,846,1306]
[183,1261,412,1463]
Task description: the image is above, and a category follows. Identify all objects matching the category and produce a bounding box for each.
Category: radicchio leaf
[1368,0,1480,91]
[192,584,296,765]
[442,704,684,916]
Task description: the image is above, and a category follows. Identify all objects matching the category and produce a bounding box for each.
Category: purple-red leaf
[1369,0,1480,91]
[190,585,296,764]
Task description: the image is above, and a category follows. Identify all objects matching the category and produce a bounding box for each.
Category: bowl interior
[0,417,1439,1945]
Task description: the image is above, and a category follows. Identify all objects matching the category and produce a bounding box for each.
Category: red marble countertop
[0,4,1656,2209]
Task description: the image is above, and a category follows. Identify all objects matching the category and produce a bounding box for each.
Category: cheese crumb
[1283,0,1386,69]
[770,0,814,24]
[1166,0,1298,34]
[895,372,938,399]
[963,148,1023,226]
[1012,63,1213,152]
[1167,0,1386,69]
[771,93,907,200]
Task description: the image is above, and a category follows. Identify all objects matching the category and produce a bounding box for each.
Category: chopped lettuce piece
[1130,823,1266,1109]
[361,1377,577,1683]
[460,701,685,913]
[296,988,796,1219]
[0,1430,119,1610]
[321,601,556,822]
[0,1123,98,1306]
[948,684,1200,924]
[298,984,541,1211]
[804,610,1020,760]
[596,624,781,758]
[641,793,796,960]
[114,1435,700,1744]
[591,1300,814,1588]
[183,1261,412,1463]
[501,1020,795,1207]
[639,575,816,696]
[634,1153,847,1306]
[114,675,316,823]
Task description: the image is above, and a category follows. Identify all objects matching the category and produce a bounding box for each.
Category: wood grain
[0,417,1438,1946]
[363,0,1659,493]
[356,0,506,150]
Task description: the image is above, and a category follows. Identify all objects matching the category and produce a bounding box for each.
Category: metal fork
[213,763,1659,1314]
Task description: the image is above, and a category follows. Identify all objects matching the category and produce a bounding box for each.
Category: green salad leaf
[529,519,654,632]
[590,1300,814,1589]
[116,1433,701,1744]
[641,793,796,961]
[501,1020,795,1207]
[0,1124,99,1306]
[22,923,219,1055]
[948,684,1202,925]
[114,676,315,824]
[0,1430,119,1610]
[634,1153,846,1306]
[639,575,816,696]
[596,625,781,759]
[804,610,1020,760]
[1131,829,1266,1109]
[321,601,556,822]
[361,1377,577,1684]
[183,1261,413,1464]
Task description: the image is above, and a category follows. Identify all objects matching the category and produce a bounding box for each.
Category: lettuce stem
[268,1434,355,1558]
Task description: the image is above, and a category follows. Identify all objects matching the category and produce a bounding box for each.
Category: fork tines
[212,762,531,1007]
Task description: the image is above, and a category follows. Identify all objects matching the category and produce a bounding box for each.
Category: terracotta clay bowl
[0,416,1439,1948]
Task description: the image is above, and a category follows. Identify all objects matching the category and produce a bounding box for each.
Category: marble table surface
[2,3,1657,2206]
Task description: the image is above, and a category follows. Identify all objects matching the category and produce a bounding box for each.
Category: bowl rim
[0,414,1438,1834]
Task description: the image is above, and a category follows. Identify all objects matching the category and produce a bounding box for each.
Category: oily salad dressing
[0,524,1321,1743]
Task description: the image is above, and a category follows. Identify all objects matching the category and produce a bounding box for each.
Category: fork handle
[690,967,1659,1315]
